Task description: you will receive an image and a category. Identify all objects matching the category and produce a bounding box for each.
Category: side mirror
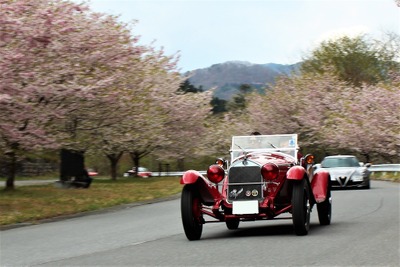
[365,163,372,168]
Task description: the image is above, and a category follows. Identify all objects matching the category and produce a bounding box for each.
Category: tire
[317,183,331,225]
[226,219,240,230]
[364,180,370,189]
[292,179,311,236]
[181,184,203,240]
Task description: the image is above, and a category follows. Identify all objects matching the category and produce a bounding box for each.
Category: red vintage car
[180,134,331,240]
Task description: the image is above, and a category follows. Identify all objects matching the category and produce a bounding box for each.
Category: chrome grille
[228,166,261,183]
[228,166,263,201]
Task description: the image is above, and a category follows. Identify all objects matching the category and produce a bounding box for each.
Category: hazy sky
[83,0,400,71]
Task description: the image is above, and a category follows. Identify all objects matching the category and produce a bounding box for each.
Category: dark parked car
[180,134,332,240]
[317,155,371,189]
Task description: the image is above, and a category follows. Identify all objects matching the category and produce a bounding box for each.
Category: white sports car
[318,155,371,189]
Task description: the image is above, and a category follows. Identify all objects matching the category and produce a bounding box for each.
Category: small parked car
[125,167,152,178]
[86,168,98,177]
[180,134,332,240]
[317,155,371,189]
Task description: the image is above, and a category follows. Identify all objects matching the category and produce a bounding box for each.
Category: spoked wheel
[292,179,311,236]
[181,184,203,240]
[317,182,332,225]
[226,219,240,230]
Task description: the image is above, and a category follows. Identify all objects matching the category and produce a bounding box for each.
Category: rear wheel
[226,219,240,230]
[292,179,311,236]
[317,182,332,225]
[181,184,203,240]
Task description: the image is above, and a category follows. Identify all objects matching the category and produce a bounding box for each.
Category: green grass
[0,174,58,181]
[0,176,183,226]
[370,171,399,182]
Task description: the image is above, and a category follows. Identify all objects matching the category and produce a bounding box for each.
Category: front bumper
[330,176,369,188]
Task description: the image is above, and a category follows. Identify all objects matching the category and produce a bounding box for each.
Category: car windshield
[231,134,298,162]
[321,157,360,168]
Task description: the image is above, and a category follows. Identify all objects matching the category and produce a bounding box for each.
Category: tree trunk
[129,151,140,177]
[106,152,123,180]
[5,151,16,190]
[177,158,185,171]
[158,162,162,177]
[362,152,371,164]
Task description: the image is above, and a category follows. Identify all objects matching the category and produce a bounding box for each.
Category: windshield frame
[230,134,298,163]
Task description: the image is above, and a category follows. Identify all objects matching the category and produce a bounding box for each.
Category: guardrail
[153,165,399,177]
[369,164,400,172]
[11,162,397,181]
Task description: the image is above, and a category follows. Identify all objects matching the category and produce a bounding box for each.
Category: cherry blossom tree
[0,0,146,188]
[89,51,183,179]
[119,53,213,174]
[155,88,213,169]
[1,0,213,184]
[323,73,400,162]
[246,71,400,163]
[246,31,399,163]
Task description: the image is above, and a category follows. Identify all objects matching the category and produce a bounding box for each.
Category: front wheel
[292,179,311,236]
[181,184,203,240]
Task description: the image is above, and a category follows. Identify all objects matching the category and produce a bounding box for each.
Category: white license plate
[232,200,259,214]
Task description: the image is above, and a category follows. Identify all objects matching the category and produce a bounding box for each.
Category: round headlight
[261,163,279,181]
[207,164,225,184]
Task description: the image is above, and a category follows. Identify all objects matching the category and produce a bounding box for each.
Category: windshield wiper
[235,143,246,153]
[268,142,277,149]
[234,143,250,159]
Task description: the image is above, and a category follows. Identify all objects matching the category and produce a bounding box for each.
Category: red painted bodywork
[311,171,330,203]
[287,166,306,180]
[180,170,202,184]
[180,151,329,223]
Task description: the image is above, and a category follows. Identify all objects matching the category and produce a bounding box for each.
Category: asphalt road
[1,180,399,267]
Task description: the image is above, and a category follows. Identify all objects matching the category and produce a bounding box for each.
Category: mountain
[186,61,301,100]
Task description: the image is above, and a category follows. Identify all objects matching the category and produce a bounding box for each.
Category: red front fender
[180,170,223,204]
[287,166,306,180]
[180,170,202,184]
[311,171,330,203]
